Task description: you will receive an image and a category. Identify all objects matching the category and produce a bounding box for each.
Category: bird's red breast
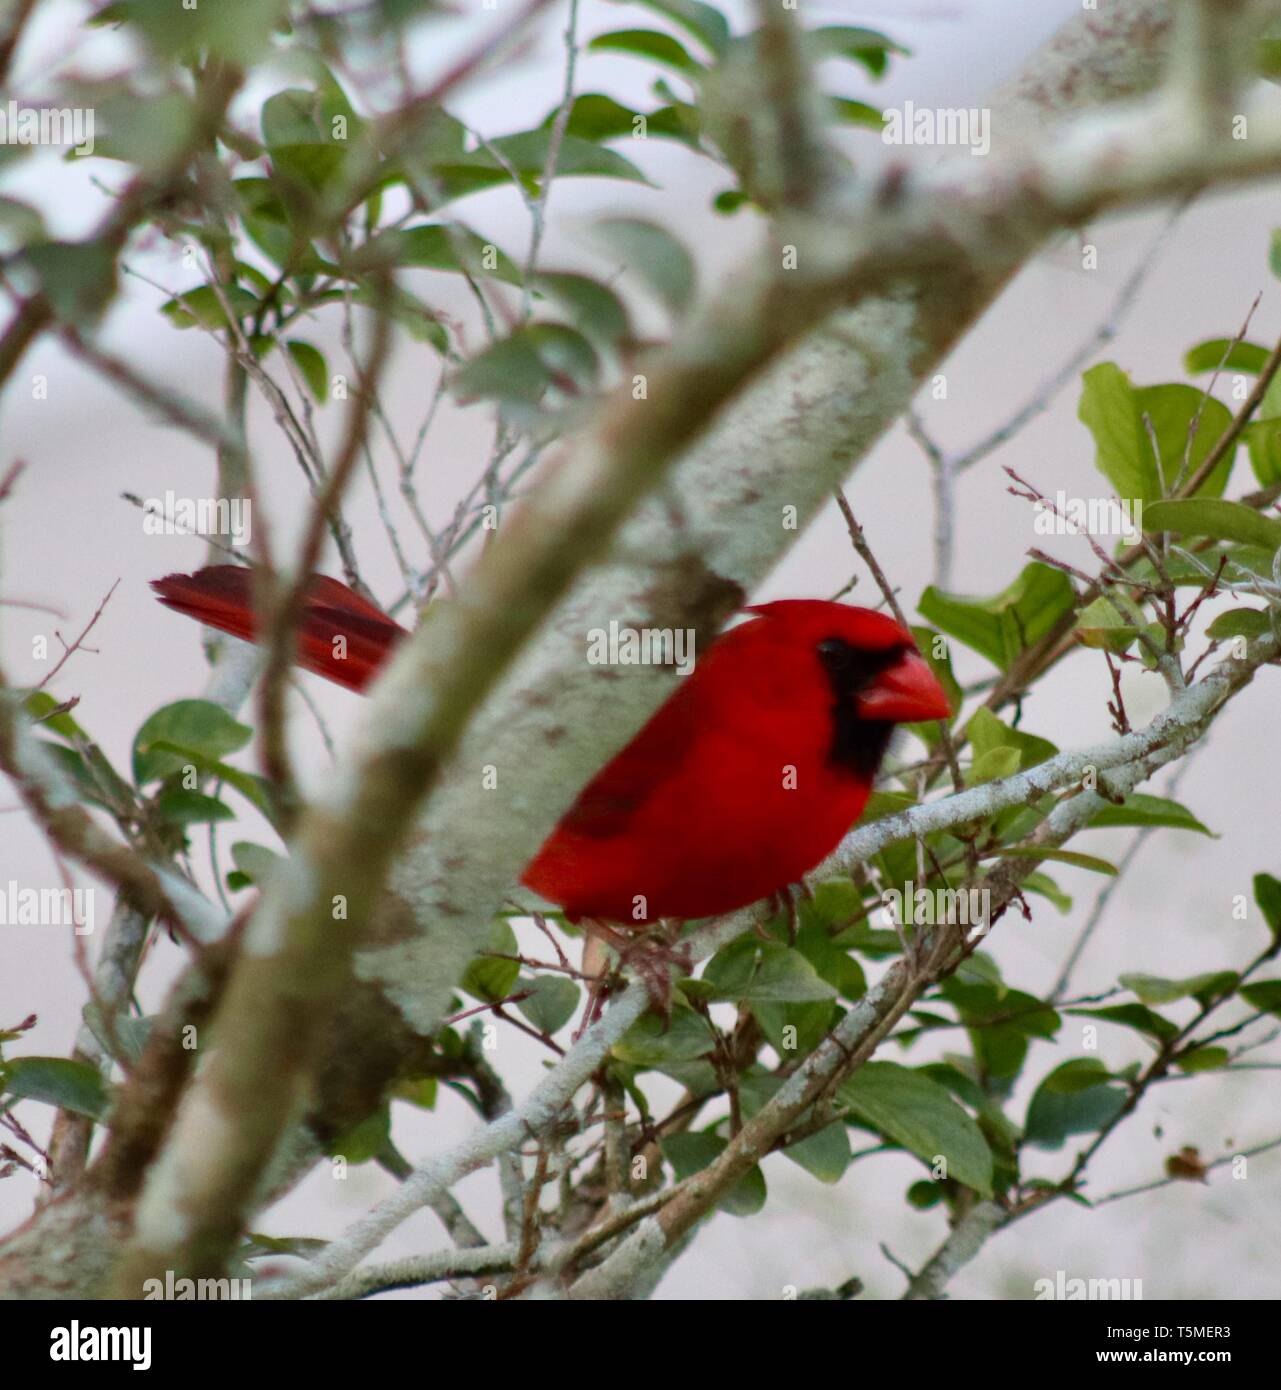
[152,571,950,924]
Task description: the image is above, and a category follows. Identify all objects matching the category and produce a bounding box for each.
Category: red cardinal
[152,567,950,924]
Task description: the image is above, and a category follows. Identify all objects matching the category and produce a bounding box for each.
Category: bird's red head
[744,600,952,725]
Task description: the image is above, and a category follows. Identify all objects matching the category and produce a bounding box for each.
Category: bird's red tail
[150,565,407,692]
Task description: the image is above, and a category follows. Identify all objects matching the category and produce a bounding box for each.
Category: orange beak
[855,648,951,723]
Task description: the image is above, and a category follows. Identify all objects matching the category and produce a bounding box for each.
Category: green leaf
[1254,873,1281,939]
[851,790,914,826]
[0,195,45,251]
[804,877,867,928]
[97,0,286,64]
[24,690,88,740]
[143,744,280,828]
[660,1132,765,1216]
[703,939,837,1004]
[79,88,200,173]
[953,953,1005,991]
[234,177,302,269]
[830,98,885,130]
[967,746,1020,786]
[1176,1046,1230,1073]
[942,979,1059,1082]
[555,93,700,149]
[154,789,235,826]
[1206,608,1271,641]
[362,223,520,284]
[330,1106,390,1164]
[809,25,908,78]
[784,1121,851,1184]
[556,92,641,141]
[750,999,839,1059]
[1260,34,1281,83]
[261,83,363,193]
[993,847,1118,876]
[230,842,283,887]
[82,1005,151,1065]
[966,706,1056,772]
[1078,362,1161,503]
[613,1006,715,1068]
[1134,384,1236,498]
[422,132,651,210]
[1184,338,1271,374]
[515,976,581,1035]
[530,272,631,347]
[837,1062,993,1197]
[451,323,600,408]
[1024,1061,1126,1149]
[1074,592,1144,653]
[1023,870,1072,914]
[375,285,448,353]
[461,919,520,1003]
[919,562,1076,672]
[35,742,133,815]
[1129,540,1277,588]
[520,131,655,180]
[1,1055,108,1119]
[712,188,750,215]
[393,1076,439,1111]
[1040,1057,1113,1094]
[791,920,866,1000]
[1119,971,1235,1005]
[285,340,329,403]
[1245,416,1281,488]
[133,701,252,784]
[1142,498,1281,551]
[588,217,696,319]
[919,1062,1022,1165]
[1087,793,1212,836]
[1068,1003,1178,1043]
[1241,980,1281,1017]
[1222,543,1281,579]
[240,1232,328,1263]
[617,0,731,55]
[23,240,117,322]
[587,28,705,76]
[161,284,259,331]
[451,334,551,407]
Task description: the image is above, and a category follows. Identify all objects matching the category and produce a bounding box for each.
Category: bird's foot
[766,881,811,945]
[619,923,694,1024]
[578,919,691,1026]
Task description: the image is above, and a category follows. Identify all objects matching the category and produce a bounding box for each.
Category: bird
[151,567,950,928]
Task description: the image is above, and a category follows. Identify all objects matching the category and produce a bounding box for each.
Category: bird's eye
[817,638,852,670]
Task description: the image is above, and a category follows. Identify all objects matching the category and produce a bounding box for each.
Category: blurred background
[2,0,1280,1298]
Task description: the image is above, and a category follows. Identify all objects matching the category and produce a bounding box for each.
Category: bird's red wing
[290,600,408,691]
[151,565,407,692]
[549,680,704,840]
